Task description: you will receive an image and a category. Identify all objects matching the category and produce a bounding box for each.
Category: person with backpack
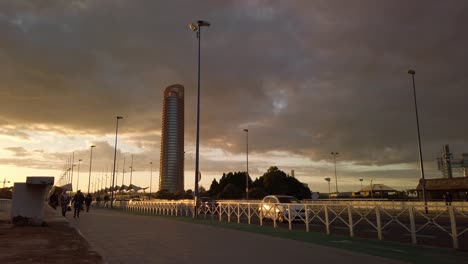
[59,192,70,217]
[85,194,92,212]
[72,190,85,218]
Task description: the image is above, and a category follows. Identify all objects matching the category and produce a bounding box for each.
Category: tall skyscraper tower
[159,84,184,193]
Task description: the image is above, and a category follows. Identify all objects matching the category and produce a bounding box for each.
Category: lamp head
[243,129,248,132]
[408,69,415,75]
[117,116,123,119]
[91,145,96,148]
[324,177,331,182]
[197,20,210,27]
[189,23,198,32]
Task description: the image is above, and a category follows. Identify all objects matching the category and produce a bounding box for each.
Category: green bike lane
[71,208,468,264]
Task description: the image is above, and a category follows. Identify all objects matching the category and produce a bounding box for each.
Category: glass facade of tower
[159,84,184,193]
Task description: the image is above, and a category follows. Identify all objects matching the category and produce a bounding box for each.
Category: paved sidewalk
[71,209,405,264]
[0,205,102,264]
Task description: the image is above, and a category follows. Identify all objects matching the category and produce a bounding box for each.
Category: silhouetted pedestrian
[104,195,109,208]
[49,192,59,209]
[85,194,92,212]
[60,192,70,217]
[72,190,85,218]
[444,191,453,206]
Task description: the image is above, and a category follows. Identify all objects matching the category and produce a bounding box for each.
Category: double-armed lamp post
[87,145,96,194]
[243,129,249,200]
[408,69,428,213]
[111,116,123,209]
[189,20,210,216]
[331,152,339,193]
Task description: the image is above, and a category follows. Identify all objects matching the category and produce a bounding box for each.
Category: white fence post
[237,203,240,223]
[305,204,309,232]
[408,206,417,245]
[347,204,354,237]
[228,204,231,223]
[375,206,382,240]
[288,204,292,231]
[324,205,330,235]
[260,205,263,226]
[219,204,222,222]
[448,205,459,249]
[248,203,251,225]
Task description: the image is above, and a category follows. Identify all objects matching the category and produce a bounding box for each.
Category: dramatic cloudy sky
[0,0,467,193]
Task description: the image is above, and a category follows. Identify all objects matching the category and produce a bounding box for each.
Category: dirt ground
[0,208,102,264]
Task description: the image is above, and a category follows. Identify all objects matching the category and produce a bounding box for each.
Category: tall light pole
[88,145,96,194]
[77,159,82,191]
[408,69,428,212]
[331,152,339,193]
[243,129,249,200]
[189,20,210,216]
[324,178,331,199]
[149,161,153,200]
[111,116,123,208]
[129,154,134,187]
[121,155,126,187]
[70,152,75,193]
[359,178,363,190]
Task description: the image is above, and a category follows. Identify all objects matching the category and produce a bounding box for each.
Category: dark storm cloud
[0,0,467,175]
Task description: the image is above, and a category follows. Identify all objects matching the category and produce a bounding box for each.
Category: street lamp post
[88,145,96,194]
[189,20,210,216]
[111,116,123,208]
[70,152,75,193]
[129,154,134,187]
[359,178,363,190]
[149,162,153,200]
[408,69,428,213]
[324,178,331,199]
[331,152,339,193]
[77,159,82,191]
[243,129,249,200]
[121,156,126,188]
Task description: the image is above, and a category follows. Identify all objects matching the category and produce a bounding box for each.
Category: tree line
[154,166,311,200]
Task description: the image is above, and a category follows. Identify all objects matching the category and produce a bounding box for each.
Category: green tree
[209,178,220,197]
[217,183,242,199]
[252,166,311,199]
[248,187,268,199]
[154,189,176,200]
[209,172,252,198]
[184,189,194,199]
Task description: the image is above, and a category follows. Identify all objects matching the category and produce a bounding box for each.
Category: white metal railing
[0,199,12,212]
[111,200,468,249]
[304,200,468,213]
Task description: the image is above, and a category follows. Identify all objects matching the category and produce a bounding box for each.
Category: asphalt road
[70,209,406,264]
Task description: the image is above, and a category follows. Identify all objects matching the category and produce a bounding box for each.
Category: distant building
[159,84,184,193]
[416,177,468,200]
[352,184,398,199]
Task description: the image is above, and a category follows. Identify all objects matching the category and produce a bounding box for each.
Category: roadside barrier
[112,199,468,249]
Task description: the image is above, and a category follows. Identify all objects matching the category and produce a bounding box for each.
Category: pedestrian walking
[72,190,85,218]
[444,191,453,206]
[59,192,70,217]
[49,192,59,209]
[85,194,92,212]
[104,195,109,208]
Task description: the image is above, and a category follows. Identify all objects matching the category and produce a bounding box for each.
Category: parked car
[260,195,306,222]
